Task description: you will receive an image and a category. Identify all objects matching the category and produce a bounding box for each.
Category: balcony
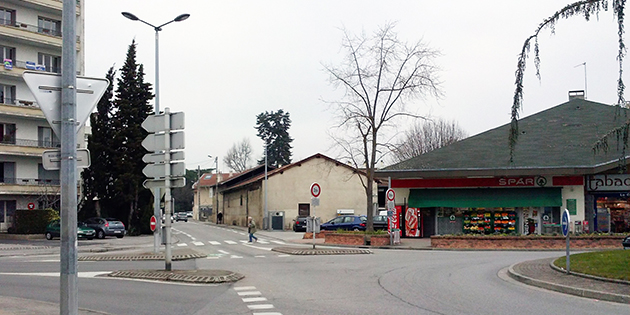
[6,0,80,14]
[0,99,44,118]
[0,21,62,48]
[0,177,60,196]
[0,137,60,157]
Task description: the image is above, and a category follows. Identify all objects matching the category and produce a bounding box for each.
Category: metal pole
[152,28,162,253]
[60,1,77,313]
[565,233,570,274]
[264,143,268,230]
[164,107,172,270]
[215,157,218,222]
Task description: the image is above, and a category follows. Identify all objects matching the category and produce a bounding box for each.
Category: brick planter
[324,233,390,246]
[431,235,626,250]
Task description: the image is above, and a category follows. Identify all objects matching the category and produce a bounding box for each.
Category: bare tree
[391,118,467,163]
[223,138,253,172]
[324,22,442,231]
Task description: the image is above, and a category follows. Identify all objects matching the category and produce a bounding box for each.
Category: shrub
[12,209,58,234]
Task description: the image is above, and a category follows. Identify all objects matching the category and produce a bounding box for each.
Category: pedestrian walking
[217,212,223,224]
[248,217,258,243]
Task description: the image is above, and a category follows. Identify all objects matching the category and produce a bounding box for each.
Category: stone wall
[431,235,626,249]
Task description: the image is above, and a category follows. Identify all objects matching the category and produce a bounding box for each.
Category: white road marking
[255,255,266,258]
[252,313,282,315]
[218,250,230,255]
[242,297,267,302]
[270,241,286,245]
[257,240,270,244]
[177,243,188,247]
[225,240,238,245]
[0,271,110,278]
[237,291,262,296]
[231,255,243,259]
[208,241,221,245]
[277,254,290,258]
[192,241,205,246]
[234,286,257,291]
[248,304,274,310]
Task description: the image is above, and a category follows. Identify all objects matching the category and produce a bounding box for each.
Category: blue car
[320,215,367,231]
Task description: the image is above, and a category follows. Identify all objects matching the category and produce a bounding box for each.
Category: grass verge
[553,250,630,281]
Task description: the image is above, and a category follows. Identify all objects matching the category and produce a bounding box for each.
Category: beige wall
[221,185,262,228]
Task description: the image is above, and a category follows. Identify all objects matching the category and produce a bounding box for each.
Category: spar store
[377,95,629,238]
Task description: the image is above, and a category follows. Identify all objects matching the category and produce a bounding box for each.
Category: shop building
[378,94,630,237]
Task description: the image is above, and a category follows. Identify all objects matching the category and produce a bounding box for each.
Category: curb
[103,269,244,284]
[272,247,372,255]
[507,263,630,304]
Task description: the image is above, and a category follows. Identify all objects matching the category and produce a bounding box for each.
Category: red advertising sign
[388,206,402,233]
[405,207,420,237]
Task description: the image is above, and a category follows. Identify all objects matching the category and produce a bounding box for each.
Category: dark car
[293,216,307,232]
[175,212,188,222]
[623,235,630,249]
[372,215,389,230]
[84,217,126,239]
[45,220,95,240]
[320,215,367,231]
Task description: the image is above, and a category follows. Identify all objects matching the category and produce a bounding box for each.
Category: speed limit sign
[386,189,395,201]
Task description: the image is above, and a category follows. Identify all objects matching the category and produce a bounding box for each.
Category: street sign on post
[309,182,321,249]
[141,131,185,151]
[142,151,185,163]
[22,71,109,137]
[561,209,571,274]
[142,161,186,179]
[150,216,157,232]
[143,177,186,189]
[42,149,91,170]
[141,111,185,132]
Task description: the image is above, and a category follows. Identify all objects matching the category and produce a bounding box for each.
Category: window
[0,8,15,26]
[38,17,61,36]
[0,84,16,105]
[38,126,59,147]
[38,53,61,73]
[0,123,16,144]
[0,45,15,63]
[240,195,243,206]
[0,162,15,183]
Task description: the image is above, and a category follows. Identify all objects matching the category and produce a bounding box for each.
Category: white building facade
[0,0,84,231]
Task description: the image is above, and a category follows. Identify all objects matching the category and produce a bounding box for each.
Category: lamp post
[208,155,219,222]
[122,11,189,257]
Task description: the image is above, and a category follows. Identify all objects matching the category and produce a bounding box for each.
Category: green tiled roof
[385,98,629,173]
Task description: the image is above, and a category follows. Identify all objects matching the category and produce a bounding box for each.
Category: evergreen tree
[255,110,293,167]
[110,40,154,232]
[81,67,116,218]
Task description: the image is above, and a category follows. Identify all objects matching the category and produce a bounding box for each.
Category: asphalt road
[0,221,627,314]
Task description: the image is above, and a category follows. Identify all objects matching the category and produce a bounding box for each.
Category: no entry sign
[150,216,157,232]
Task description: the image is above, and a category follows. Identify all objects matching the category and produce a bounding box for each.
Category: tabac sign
[587,174,630,191]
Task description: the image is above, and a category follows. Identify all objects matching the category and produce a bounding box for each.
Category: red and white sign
[386,189,395,201]
[388,206,402,233]
[150,216,157,232]
[310,182,321,198]
[27,203,35,210]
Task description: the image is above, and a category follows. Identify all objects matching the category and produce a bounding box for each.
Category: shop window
[463,209,517,235]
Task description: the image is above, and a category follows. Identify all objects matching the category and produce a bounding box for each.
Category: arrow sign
[561,209,570,237]
[143,162,186,179]
[141,112,185,133]
[23,71,110,138]
[143,151,185,163]
[141,131,185,152]
[143,177,186,189]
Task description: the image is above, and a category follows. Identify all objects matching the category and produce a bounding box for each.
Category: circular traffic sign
[310,182,321,198]
[27,203,35,210]
[561,209,570,237]
[150,215,157,232]
[386,189,395,201]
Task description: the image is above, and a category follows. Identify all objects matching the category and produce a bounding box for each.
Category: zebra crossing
[174,239,286,247]
[234,286,283,315]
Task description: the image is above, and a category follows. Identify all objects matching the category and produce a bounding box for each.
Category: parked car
[293,216,307,232]
[84,217,126,239]
[186,211,193,218]
[372,215,389,230]
[45,220,96,240]
[623,235,630,249]
[320,215,367,231]
[175,212,188,222]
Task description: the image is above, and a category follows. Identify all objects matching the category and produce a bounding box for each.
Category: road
[0,221,627,315]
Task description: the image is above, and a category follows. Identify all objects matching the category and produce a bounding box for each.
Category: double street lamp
[122,11,189,256]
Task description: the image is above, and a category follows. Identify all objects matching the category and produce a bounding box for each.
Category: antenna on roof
[574,62,587,99]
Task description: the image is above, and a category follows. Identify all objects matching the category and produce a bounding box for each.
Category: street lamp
[122,11,189,257]
[121,11,190,113]
[208,155,219,223]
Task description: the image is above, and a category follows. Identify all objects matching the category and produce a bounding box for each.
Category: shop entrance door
[421,209,435,237]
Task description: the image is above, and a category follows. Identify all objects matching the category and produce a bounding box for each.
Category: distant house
[378,92,630,237]
[214,153,377,230]
[192,172,237,221]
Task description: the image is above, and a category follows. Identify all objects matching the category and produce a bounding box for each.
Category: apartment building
[0,0,85,231]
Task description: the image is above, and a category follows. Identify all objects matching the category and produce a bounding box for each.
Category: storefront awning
[408,188,562,208]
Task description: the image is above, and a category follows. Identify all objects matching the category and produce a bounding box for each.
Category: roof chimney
[568,90,585,100]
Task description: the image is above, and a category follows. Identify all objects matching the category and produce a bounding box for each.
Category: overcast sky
[84,1,626,170]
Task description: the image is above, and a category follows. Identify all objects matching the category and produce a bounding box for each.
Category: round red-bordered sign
[150,216,157,232]
[386,189,395,201]
[27,203,35,210]
[310,183,321,198]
